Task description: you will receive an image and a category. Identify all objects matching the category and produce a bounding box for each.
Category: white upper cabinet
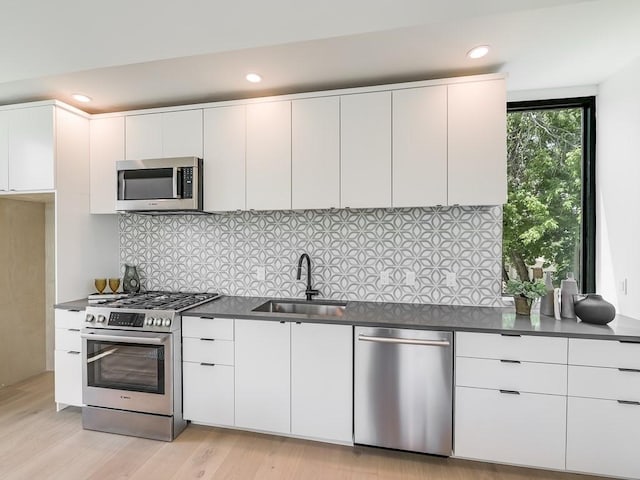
[447,78,507,205]
[0,112,7,191]
[125,109,203,160]
[392,86,447,207]
[162,109,203,158]
[246,101,291,210]
[203,105,246,212]
[89,116,124,214]
[292,96,340,210]
[7,106,55,191]
[341,91,391,208]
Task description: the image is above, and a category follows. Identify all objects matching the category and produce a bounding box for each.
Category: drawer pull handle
[619,340,640,344]
[68,328,80,332]
[280,321,286,324]
[500,389,520,395]
[500,359,521,364]
[199,338,215,342]
[200,362,216,367]
[67,351,81,355]
[619,368,640,373]
[617,400,640,406]
[500,333,521,337]
[69,309,81,313]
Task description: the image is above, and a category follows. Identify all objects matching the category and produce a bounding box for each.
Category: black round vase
[574,294,616,325]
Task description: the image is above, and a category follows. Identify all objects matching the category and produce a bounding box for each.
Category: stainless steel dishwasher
[354,327,453,456]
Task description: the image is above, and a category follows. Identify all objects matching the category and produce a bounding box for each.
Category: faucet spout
[296,253,319,301]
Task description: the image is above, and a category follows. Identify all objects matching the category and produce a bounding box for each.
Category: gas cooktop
[104,291,220,312]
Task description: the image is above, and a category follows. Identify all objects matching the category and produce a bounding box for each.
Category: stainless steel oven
[81,291,219,441]
[116,156,202,212]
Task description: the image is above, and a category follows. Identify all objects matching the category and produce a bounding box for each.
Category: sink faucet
[296,253,319,301]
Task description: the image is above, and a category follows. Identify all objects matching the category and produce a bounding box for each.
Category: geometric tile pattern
[120,205,503,306]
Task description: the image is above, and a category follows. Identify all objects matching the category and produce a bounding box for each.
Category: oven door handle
[81,333,167,345]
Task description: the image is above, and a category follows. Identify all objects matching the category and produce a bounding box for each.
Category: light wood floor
[0,373,604,480]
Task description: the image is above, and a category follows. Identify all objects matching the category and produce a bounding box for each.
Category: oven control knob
[163,318,172,327]
[85,314,95,323]
[97,315,106,323]
[154,318,163,326]
[145,317,154,326]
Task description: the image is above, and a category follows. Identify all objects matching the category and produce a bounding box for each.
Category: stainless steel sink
[252,300,347,317]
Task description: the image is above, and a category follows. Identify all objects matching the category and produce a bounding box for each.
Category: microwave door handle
[173,167,183,199]
[118,171,126,200]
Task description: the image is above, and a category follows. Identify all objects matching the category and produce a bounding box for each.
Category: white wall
[597,56,640,318]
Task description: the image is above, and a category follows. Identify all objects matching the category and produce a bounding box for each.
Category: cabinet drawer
[456,357,567,395]
[54,309,85,329]
[456,332,567,364]
[569,338,640,369]
[183,362,234,426]
[567,396,640,478]
[454,386,566,470]
[183,317,233,340]
[568,365,640,402]
[183,337,234,365]
[55,328,81,352]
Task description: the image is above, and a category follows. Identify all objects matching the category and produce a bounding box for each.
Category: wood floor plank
[0,373,608,480]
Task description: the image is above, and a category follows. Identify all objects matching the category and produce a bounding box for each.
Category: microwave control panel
[182,167,193,199]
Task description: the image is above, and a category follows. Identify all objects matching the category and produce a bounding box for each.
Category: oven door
[81,329,173,415]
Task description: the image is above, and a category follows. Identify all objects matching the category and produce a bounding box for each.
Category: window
[504,97,596,292]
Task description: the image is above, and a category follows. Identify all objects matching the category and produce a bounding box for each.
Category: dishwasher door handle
[358,334,450,347]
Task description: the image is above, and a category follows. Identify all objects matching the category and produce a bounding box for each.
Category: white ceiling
[1,0,638,113]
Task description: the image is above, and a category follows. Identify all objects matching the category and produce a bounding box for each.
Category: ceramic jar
[573,294,616,325]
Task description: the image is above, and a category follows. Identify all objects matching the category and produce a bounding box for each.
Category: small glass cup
[109,278,121,293]
[94,278,107,294]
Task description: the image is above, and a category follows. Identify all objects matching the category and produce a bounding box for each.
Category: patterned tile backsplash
[120,206,503,306]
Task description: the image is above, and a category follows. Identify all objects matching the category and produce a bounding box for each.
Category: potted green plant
[506,278,548,316]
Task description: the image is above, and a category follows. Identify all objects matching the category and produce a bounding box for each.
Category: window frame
[506,97,596,293]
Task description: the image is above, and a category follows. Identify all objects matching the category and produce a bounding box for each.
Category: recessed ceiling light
[71,93,92,103]
[467,45,490,59]
[245,73,262,83]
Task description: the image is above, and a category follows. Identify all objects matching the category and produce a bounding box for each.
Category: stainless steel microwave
[116,157,202,212]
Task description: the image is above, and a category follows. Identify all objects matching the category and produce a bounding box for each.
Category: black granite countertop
[55,295,640,341]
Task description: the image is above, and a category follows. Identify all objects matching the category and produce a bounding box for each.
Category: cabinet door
[54,350,83,407]
[341,91,391,208]
[567,396,640,478]
[448,79,507,205]
[392,86,447,207]
[455,386,566,469]
[291,323,352,443]
[183,362,234,426]
[90,116,124,214]
[203,106,246,211]
[8,106,55,191]
[162,109,203,158]
[292,97,340,209]
[235,319,290,433]
[246,101,291,210]
[0,111,8,191]
[125,113,162,160]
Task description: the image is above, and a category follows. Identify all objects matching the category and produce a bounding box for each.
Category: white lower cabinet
[234,319,291,434]
[567,396,640,479]
[54,309,84,410]
[455,387,567,469]
[183,363,234,426]
[291,322,352,443]
[454,332,568,470]
[565,338,640,478]
[226,319,353,443]
[182,317,235,426]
